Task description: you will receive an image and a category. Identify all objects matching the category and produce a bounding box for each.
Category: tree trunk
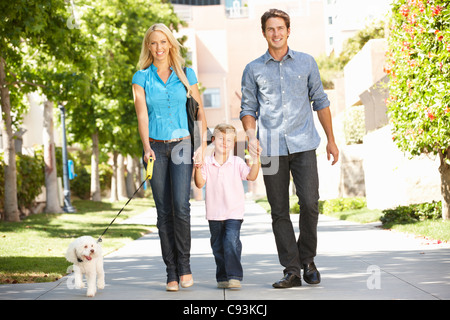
[0,56,20,221]
[43,99,62,213]
[439,147,450,220]
[125,154,135,198]
[134,157,144,198]
[90,131,101,201]
[110,151,118,202]
[117,153,127,200]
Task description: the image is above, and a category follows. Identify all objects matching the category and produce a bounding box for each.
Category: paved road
[1,201,449,302]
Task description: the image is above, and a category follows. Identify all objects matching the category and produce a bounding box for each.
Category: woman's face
[148,30,172,62]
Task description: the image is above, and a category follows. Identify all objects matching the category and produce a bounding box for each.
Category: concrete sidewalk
[1,200,449,300]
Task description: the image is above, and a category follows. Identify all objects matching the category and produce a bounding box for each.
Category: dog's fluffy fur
[66,236,105,297]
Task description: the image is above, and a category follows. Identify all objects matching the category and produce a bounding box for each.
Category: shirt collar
[150,64,174,72]
[263,47,295,64]
[210,151,234,167]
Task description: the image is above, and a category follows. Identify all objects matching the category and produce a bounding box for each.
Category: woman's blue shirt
[132,64,198,140]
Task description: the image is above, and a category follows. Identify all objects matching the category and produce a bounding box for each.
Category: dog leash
[97,158,154,243]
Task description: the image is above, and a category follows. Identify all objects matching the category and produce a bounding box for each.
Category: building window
[203,88,221,109]
[328,16,333,25]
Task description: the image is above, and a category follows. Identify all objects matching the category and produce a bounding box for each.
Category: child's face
[213,131,235,154]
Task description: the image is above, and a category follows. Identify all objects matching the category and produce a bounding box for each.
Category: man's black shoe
[272,273,302,288]
[303,262,321,284]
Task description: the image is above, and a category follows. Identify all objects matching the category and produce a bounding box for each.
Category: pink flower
[431,5,443,16]
[400,4,410,17]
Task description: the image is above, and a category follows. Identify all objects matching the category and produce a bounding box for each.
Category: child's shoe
[228,279,241,289]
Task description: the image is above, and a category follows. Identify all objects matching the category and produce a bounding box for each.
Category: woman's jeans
[208,219,243,282]
[145,139,193,283]
[261,150,320,278]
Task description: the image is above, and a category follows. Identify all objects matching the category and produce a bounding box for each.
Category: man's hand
[326,140,339,165]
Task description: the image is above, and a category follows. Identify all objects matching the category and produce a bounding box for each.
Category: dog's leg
[85,271,97,297]
[73,265,85,289]
[96,257,105,290]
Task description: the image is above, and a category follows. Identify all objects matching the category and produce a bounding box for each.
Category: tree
[0,0,88,220]
[43,99,63,213]
[65,0,183,200]
[385,0,450,219]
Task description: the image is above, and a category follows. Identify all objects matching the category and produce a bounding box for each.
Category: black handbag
[184,67,200,148]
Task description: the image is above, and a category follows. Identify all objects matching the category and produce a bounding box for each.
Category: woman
[132,23,207,291]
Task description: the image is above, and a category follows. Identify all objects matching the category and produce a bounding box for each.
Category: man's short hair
[261,9,290,33]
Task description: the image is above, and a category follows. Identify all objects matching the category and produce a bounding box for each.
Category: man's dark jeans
[261,150,320,277]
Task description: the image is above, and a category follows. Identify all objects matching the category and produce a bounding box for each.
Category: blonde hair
[137,23,192,97]
[213,123,237,142]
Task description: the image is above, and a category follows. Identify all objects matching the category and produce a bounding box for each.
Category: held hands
[248,137,262,160]
[193,146,204,168]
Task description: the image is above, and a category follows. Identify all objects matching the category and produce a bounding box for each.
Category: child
[194,123,261,289]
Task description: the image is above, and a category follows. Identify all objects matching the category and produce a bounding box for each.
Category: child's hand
[194,162,203,169]
[193,147,203,167]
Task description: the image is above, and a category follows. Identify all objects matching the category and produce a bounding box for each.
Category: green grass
[256,196,449,242]
[388,219,450,242]
[322,208,383,224]
[0,198,155,284]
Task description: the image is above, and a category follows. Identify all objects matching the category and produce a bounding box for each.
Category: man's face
[262,17,290,52]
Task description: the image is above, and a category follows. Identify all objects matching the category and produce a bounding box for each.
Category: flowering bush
[385,0,449,156]
[385,0,450,219]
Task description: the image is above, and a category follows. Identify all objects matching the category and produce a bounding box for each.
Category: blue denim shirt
[240,48,330,156]
[132,65,198,140]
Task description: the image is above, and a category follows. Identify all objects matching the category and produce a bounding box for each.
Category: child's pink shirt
[201,153,250,221]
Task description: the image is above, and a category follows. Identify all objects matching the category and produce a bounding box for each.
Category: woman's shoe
[166,281,179,292]
[180,275,194,288]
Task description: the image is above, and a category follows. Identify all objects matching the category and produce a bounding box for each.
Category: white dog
[66,236,105,297]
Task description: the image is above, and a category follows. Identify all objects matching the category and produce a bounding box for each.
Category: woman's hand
[144,146,156,164]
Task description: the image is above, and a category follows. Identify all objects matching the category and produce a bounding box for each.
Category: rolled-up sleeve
[308,57,330,111]
[240,64,259,120]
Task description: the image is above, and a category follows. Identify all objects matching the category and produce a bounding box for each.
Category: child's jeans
[208,219,243,282]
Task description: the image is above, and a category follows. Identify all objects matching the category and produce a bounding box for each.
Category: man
[240,9,339,288]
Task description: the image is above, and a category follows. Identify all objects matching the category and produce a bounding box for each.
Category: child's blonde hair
[213,123,237,142]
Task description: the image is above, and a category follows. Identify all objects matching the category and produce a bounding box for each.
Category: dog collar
[74,249,83,263]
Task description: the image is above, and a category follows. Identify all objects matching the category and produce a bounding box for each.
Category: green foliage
[338,19,386,68]
[344,105,365,145]
[289,197,366,214]
[0,152,45,213]
[316,18,386,89]
[316,53,342,89]
[385,0,450,160]
[70,166,91,200]
[322,197,367,214]
[380,201,442,227]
